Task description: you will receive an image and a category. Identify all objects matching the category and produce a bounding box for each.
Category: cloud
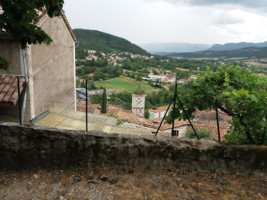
[145,0,267,10]
[211,11,244,25]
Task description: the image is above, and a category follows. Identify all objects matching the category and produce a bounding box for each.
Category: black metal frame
[153,80,199,140]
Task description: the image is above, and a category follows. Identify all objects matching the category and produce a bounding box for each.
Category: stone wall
[0,123,266,174]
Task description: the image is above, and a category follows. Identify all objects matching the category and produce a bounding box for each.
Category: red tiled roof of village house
[194,109,232,121]
[143,118,188,130]
[87,73,95,78]
[75,100,188,131]
[148,105,171,113]
[191,121,230,141]
[0,75,25,107]
[166,75,175,78]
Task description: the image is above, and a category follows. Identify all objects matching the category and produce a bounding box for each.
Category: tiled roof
[148,105,171,113]
[0,75,25,107]
[143,118,188,130]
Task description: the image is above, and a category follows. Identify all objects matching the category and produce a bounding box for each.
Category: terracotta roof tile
[148,105,171,113]
[0,75,25,107]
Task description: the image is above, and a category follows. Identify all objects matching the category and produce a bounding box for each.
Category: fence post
[17,76,22,125]
[86,79,88,132]
[263,126,267,145]
[216,107,221,142]
[171,80,178,137]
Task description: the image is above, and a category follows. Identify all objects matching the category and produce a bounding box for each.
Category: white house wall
[27,15,75,119]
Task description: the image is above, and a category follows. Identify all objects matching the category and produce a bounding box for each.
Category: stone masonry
[0,123,266,174]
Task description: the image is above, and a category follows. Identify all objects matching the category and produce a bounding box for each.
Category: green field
[95,76,157,93]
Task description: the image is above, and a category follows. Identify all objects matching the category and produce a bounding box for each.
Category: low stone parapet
[0,123,266,174]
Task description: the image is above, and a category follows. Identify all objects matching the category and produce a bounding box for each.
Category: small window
[173,130,179,137]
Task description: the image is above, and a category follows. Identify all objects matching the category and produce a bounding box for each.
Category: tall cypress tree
[101,88,107,113]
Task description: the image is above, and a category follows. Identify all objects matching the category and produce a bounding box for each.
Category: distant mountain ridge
[140,42,211,54]
[168,47,267,59]
[73,29,147,55]
[209,41,267,51]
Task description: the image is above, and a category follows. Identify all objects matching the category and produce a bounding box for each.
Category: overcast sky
[64,0,267,45]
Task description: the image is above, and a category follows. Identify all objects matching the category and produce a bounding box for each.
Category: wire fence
[0,75,266,144]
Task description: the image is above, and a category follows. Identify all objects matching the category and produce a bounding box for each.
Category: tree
[167,64,267,144]
[144,110,150,119]
[0,0,64,49]
[101,88,107,114]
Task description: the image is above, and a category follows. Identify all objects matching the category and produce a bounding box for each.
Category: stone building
[132,94,146,116]
[0,10,77,123]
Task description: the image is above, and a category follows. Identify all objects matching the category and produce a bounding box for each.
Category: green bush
[186,128,211,139]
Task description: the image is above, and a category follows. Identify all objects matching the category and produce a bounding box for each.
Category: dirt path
[0,167,266,200]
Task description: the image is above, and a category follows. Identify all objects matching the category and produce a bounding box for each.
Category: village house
[192,109,231,140]
[86,73,95,78]
[148,105,170,119]
[177,79,188,84]
[0,9,77,123]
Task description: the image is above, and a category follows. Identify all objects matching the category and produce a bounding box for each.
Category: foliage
[167,64,267,144]
[73,29,148,55]
[144,110,150,119]
[100,88,107,114]
[186,128,211,139]
[107,88,172,110]
[76,60,122,81]
[77,79,96,90]
[91,94,102,105]
[0,56,10,71]
[134,85,145,95]
[109,92,132,110]
[0,0,64,49]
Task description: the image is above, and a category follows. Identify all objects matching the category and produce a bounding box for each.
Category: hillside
[73,29,147,55]
[209,41,267,51]
[168,47,267,59]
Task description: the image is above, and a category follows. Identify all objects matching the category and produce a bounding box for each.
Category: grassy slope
[95,76,156,94]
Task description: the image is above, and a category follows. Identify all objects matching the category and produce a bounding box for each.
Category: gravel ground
[0,167,266,200]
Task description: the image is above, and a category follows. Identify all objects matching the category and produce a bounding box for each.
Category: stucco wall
[164,126,187,138]
[0,123,266,174]
[26,15,75,120]
[0,37,22,75]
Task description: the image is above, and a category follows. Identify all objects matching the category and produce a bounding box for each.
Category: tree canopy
[167,64,267,144]
[0,0,64,49]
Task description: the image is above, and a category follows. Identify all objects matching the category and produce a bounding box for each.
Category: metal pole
[154,96,175,136]
[216,107,221,142]
[17,76,22,125]
[86,79,88,132]
[263,124,267,146]
[171,80,178,137]
[176,94,200,140]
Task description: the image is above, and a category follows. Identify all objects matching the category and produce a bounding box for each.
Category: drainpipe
[75,42,79,48]
[21,49,29,123]
[74,42,79,111]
